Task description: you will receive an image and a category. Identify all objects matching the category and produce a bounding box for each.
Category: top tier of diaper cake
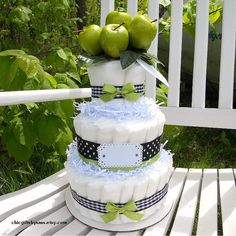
[88,60,146,101]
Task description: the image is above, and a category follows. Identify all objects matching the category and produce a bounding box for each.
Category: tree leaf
[54,73,78,88]
[0,49,26,57]
[6,59,19,89]
[12,118,35,148]
[159,0,171,7]
[55,127,73,155]
[2,126,33,161]
[36,115,61,146]
[0,56,15,89]
[8,68,28,90]
[66,72,81,83]
[209,5,222,24]
[57,48,68,61]
[46,100,74,123]
[9,6,32,24]
[41,71,57,88]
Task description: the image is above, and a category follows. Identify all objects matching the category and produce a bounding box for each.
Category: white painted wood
[53,219,90,235]
[167,0,183,107]
[218,0,236,109]
[161,107,236,129]
[100,0,115,27]
[218,169,236,236]
[191,0,209,108]
[144,168,188,236]
[116,230,143,236]
[18,206,73,235]
[87,228,112,235]
[148,0,159,56]
[0,189,66,236]
[0,171,68,221]
[196,169,217,236]
[127,0,138,17]
[170,169,202,236]
[0,88,91,106]
[145,0,159,100]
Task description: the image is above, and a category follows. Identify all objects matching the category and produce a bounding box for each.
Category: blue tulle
[74,97,162,121]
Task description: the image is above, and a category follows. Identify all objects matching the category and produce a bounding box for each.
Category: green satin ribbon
[80,152,160,171]
[101,201,144,223]
[100,83,141,102]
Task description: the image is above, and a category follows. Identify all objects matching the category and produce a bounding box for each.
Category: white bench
[0,168,235,235]
[0,0,236,235]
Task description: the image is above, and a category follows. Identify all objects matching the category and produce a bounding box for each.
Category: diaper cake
[65,11,173,231]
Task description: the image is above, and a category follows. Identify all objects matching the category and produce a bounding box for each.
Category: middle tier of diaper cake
[65,60,173,226]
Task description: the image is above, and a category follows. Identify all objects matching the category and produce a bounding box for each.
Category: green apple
[128,15,157,50]
[105,11,132,29]
[100,24,129,58]
[78,24,103,56]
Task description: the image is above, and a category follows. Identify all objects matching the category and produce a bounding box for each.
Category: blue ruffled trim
[75,97,162,121]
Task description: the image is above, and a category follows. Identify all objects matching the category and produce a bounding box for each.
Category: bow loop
[100,83,141,102]
[120,83,136,95]
[101,201,144,223]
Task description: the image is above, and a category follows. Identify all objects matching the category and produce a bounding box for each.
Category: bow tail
[101,212,118,223]
[124,211,144,221]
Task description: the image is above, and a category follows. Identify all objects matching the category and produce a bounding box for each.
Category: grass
[162,125,236,168]
[0,148,66,196]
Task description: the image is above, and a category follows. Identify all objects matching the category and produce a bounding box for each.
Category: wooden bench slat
[0,189,66,236]
[53,219,90,236]
[169,169,202,236]
[86,228,113,235]
[143,168,188,236]
[115,230,143,236]
[0,170,68,221]
[219,169,236,235]
[18,206,73,235]
[196,169,218,236]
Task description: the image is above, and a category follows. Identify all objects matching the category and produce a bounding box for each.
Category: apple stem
[77,30,84,33]
[151,19,158,23]
[113,22,125,31]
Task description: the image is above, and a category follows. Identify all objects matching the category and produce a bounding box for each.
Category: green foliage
[0,47,81,162]
[0,0,80,53]
[0,0,84,164]
[159,0,223,39]
[156,84,168,105]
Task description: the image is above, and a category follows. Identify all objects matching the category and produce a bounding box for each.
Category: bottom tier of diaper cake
[65,142,173,225]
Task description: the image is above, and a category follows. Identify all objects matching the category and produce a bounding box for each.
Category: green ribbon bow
[100,83,141,102]
[101,201,144,223]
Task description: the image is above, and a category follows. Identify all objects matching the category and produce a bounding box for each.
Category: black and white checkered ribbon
[91,84,144,98]
[70,183,168,213]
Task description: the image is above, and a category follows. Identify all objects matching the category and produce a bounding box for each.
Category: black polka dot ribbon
[76,135,161,163]
[91,84,144,98]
